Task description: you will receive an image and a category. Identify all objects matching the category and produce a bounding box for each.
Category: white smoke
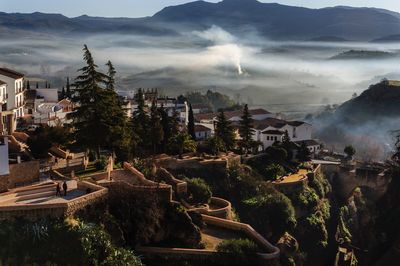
[193,25,244,75]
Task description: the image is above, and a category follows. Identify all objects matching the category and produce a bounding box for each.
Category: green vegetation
[184,90,237,112]
[68,45,130,159]
[94,156,109,171]
[238,104,255,154]
[188,103,196,140]
[0,218,142,266]
[27,125,71,158]
[243,192,296,238]
[344,145,356,158]
[264,163,286,181]
[216,238,258,254]
[215,110,236,150]
[184,177,212,204]
[167,132,197,157]
[297,142,311,162]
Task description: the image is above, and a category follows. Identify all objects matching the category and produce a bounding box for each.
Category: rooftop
[262,129,284,135]
[194,108,271,122]
[194,124,212,132]
[0,68,24,79]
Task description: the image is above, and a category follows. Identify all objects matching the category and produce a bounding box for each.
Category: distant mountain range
[1,0,400,41]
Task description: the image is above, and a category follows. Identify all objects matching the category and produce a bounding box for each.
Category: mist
[1,25,400,115]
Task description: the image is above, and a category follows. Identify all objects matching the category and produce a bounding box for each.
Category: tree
[344,145,356,159]
[297,142,311,162]
[280,130,293,160]
[60,86,66,100]
[66,77,72,98]
[68,45,128,158]
[26,80,31,90]
[35,82,39,89]
[105,61,116,91]
[184,177,212,204]
[168,132,197,157]
[206,136,226,155]
[239,104,255,154]
[243,192,296,238]
[215,110,236,150]
[264,163,286,181]
[132,88,150,155]
[187,103,196,140]
[149,100,164,154]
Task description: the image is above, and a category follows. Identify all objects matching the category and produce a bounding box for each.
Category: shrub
[298,187,319,210]
[264,163,286,181]
[185,178,212,204]
[94,156,108,171]
[243,192,296,237]
[217,238,258,254]
[265,146,288,162]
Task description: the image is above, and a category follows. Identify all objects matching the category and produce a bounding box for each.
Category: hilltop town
[0,45,399,266]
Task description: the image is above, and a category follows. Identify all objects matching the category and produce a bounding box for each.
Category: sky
[1,0,399,17]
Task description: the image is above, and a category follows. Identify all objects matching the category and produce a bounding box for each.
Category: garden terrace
[0,180,107,220]
[137,214,280,264]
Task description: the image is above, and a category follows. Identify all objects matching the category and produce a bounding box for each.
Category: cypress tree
[36,82,39,89]
[105,61,116,91]
[132,88,150,154]
[66,77,71,98]
[150,100,164,154]
[60,86,66,100]
[26,80,31,90]
[159,105,170,152]
[215,110,235,150]
[45,81,48,88]
[239,104,255,154]
[188,103,196,140]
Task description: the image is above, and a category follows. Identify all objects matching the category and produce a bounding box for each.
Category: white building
[194,125,212,140]
[0,68,25,119]
[253,118,313,150]
[0,136,9,176]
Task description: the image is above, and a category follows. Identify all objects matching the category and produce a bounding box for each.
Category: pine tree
[239,104,255,154]
[36,82,39,89]
[281,130,293,160]
[170,108,180,136]
[60,86,66,100]
[298,142,311,162]
[105,61,116,91]
[159,105,170,152]
[215,110,235,150]
[188,103,196,140]
[66,77,71,98]
[45,81,48,88]
[68,44,116,158]
[149,100,164,154]
[132,88,150,154]
[26,80,31,90]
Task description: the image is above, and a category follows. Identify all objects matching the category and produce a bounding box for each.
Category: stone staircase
[0,183,57,205]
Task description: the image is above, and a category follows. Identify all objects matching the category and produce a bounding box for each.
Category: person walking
[62,181,68,196]
[56,183,61,196]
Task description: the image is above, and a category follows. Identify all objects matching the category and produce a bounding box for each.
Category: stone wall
[8,161,40,188]
[137,214,280,265]
[0,181,108,221]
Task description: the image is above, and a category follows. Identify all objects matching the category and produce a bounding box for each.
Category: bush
[216,238,259,254]
[264,163,286,181]
[298,187,319,210]
[243,192,297,238]
[185,178,212,204]
[94,156,108,171]
[265,146,288,162]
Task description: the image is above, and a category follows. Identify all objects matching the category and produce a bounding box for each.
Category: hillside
[1,0,400,40]
[336,80,400,123]
[330,50,395,60]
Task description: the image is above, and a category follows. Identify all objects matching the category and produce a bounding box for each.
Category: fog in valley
[1,26,400,159]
